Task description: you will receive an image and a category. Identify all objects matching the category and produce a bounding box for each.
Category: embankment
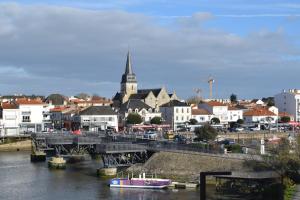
[0,140,31,152]
[127,151,252,182]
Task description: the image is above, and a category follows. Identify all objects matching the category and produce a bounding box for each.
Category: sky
[0,0,299,100]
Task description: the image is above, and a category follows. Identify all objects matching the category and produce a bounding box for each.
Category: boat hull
[109,178,171,189]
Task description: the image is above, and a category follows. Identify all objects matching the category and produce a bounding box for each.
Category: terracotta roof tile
[278,112,293,117]
[192,108,211,115]
[16,98,43,105]
[2,102,18,109]
[244,108,276,116]
[206,101,226,107]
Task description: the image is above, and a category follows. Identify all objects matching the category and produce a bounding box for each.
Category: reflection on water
[0,152,202,200]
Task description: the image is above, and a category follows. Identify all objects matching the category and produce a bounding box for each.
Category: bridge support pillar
[48,157,66,169]
[97,167,117,177]
[30,151,46,162]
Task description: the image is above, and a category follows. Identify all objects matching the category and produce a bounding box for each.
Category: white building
[2,103,20,136]
[243,108,278,124]
[199,101,229,124]
[275,89,300,122]
[16,99,44,133]
[119,99,161,124]
[227,106,243,123]
[160,100,191,130]
[78,106,118,132]
[191,108,213,123]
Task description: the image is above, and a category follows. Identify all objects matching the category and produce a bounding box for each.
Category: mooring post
[200,171,232,200]
[200,173,206,200]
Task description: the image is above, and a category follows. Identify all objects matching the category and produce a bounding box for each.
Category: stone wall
[127,151,251,181]
[0,140,31,152]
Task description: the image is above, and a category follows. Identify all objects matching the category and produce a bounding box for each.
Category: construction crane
[207,76,215,99]
[193,88,202,100]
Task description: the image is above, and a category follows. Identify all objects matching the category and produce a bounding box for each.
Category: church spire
[125,51,133,74]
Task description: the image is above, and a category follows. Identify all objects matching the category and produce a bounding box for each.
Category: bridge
[31,132,264,169]
[31,132,149,167]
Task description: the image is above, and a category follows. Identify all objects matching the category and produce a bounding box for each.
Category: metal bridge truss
[101,151,148,167]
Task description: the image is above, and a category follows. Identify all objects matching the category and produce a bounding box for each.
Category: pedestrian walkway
[293,185,300,200]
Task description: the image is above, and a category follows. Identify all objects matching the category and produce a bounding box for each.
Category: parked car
[250,127,260,131]
[174,135,187,143]
[235,127,244,132]
[218,139,235,145]
[143,131,157,140]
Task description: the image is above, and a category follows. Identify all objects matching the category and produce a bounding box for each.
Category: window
[176,116,178,121]
[22,116,30,122]
[176,108,178,113]
[187,108,189,113]
[181,116,184,121]
[182,108,184,113]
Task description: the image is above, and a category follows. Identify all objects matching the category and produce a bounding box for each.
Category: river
[0,152,211,200]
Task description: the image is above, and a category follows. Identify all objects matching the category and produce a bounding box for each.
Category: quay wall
[218,132,289,140]
[127,151,252,182]
[0,140,31,152]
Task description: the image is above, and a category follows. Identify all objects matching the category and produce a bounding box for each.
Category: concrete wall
[128,151,249,181]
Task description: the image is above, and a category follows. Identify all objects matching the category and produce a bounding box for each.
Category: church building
[113,52,179,109]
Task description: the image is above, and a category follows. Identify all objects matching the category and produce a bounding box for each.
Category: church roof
[120,99,152,111]
[160,100,189,107]
[138,88,162,97]
[112,92,121,101]
[79,106,117,116]
[129,93,149,100]
[121,51,137,84]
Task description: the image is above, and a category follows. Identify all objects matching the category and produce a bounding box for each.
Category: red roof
[228,106,238,110]
[206,101,226,107]
[16,98,43,105]
[192,108,211,115]
[50,106,68,112]
[2,103,18,109]
[244,108,276,117]
[278,112,293,117]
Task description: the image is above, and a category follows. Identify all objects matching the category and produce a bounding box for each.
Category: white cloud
[0,3,298,98]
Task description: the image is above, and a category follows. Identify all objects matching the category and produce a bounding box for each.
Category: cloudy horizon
[0,1,299,100]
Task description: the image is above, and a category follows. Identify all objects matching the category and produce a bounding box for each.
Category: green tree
[244,137,300,199]
[194,123,218,141]
[76,92,90,100]
[211,117,220,125]
[189,118,198,125]
[230,93,238,103]
[237,119,244,124]
[150,117,162,124]
[126,113,142,124]
[186,96,203,105]
[281,116,291,123]
[262,97,275,106]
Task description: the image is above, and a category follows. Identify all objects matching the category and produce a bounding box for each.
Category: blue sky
[0,0,299,99]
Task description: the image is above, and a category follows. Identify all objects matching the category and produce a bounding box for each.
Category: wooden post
[200,173,206,200]
[200,171,232,200]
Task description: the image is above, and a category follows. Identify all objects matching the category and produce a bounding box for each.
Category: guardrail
[146,141,222,154]
[96,142,146,153]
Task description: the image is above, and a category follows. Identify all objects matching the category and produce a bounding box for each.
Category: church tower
[120,52,137,102]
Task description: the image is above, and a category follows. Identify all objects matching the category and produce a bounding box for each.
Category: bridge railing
[96,143,146,153]
[145,141,223,154]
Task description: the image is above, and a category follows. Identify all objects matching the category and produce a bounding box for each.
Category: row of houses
[0,96,296,136]
[0,96,119,136]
